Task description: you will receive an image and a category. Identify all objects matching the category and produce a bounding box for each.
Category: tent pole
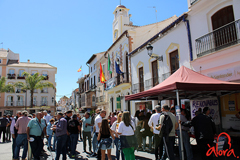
[176,90,184,160]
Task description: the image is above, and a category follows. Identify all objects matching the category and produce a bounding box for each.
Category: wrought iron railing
[145,76,160,90]
[16,101,24,106]
[6,101,14,106]
[162,72,171,81]
[40,101,48,106]
[105,72,129,90]
[196,19,240,58]
[132,82,144,94]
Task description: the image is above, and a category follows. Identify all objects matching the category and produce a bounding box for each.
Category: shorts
[101,144,112,150]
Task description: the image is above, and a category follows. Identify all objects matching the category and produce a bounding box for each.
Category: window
[102,64,105,76]
[31,71,37,75]
[91,67,92,72]
[42,88,48,93]
[87,80,89,90]
[17,96,24,106]
[0,59,2,63]
[94,64,95,70]
[19,70,24,77]
[139,67,144,92]
[7,96,14,106]
[34,89,37,93]
[9,69,14,74]
[170,50,179,74]
[152,60,159,86]
[94,76,96,86]
[42,71,48,76]
[126,53,129,82]
[41,97,47,106]
[33,97,37,106]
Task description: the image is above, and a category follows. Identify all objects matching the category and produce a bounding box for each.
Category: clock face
[114,30,118,39]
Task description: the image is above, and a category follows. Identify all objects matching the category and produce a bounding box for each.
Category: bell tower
[112,5,130,42]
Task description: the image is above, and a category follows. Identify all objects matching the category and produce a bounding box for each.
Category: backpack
[159,112,173,141]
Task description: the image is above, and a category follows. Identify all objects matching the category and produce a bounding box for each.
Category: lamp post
[146,43,163,61]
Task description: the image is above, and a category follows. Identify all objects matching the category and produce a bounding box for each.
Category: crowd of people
[0,104,217,160]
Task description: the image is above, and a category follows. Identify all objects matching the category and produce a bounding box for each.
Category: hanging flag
[115,61,124,78]
[77,66,82,72]
[100,63,106,83]
[108,54,112,74]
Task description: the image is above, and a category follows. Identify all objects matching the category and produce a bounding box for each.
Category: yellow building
[0,48,57,116]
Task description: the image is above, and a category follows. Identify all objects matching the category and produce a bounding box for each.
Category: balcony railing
[145,76,160,90]
[92,96,96,106]
[132,82,144,94]
[196,19,240,58]
[41,90,48,93]
[6,101,14,106]
[16,101,24,106]
[40,101,48,106]
[17,75,25,79]
[30,101,37,106]
[89,85,97,91]
[162,72,171,81]
[7,74,16,79]
[105,73,129,90]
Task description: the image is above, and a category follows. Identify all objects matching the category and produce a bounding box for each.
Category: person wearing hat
[68,114,80,158]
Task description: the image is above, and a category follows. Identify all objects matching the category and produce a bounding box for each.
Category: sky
[0,0,188,101]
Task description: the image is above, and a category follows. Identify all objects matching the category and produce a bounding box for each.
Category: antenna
[148,6,158,23]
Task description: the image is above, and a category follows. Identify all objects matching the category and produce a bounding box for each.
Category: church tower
[112,5,131,42]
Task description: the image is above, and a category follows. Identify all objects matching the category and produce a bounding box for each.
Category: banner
[190,97,220,125]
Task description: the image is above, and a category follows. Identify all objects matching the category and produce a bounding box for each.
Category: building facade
[0,48,57,116]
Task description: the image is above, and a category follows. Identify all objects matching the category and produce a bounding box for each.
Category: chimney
[27,59,30,63]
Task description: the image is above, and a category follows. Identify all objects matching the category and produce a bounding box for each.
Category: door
[211,6,236,48]
[170,50,179,74]
[7,96,13,106]
[17,96,24,106]
[139,67,144,92]
[152,60,159,87]
[116,96,121,111]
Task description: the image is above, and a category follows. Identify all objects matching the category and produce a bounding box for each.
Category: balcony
[40,101,48,106]
[30,101,38,106]
[196,19,240,58]
[17,75,25,79]
[16,101,24,106]
[92,96,96,106]
[89,85,97,91]
[6,101,14,106]
[145,76,160,90]
[132,82,144,94]
[105,73,129,90]
[162,72,171,81]
[42,75,49,80]
[41,90,48,93]
[7,74,16,79]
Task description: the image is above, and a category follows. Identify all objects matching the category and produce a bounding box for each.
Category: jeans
[55,134,67,160]
[114,137,125,160]
[70,134,78,155]
[47,134,53,148]
[14,134,28,159]
[161,136,175,160]
[0,126,6,142]
[6,126,11,140]
[12,136,17,158]
[92,132,98,153]
[177,130,193,160]
[83,131,92,152]
[154,134,163,159]
[142,136,152,150]
[122,147,135,160]
[29,135,43,160]
[53,134,57,150]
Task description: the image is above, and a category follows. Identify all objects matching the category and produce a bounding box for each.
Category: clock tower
[112,5,131,42]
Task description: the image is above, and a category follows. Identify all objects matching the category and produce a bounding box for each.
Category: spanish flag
[100,63,106,83]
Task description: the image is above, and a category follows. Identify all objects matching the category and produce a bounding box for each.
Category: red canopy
[125,66,240,101]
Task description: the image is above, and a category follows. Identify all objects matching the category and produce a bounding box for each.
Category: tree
[0,77,15,93]
[15,72,55,108]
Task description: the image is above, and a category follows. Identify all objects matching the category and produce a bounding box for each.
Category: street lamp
[146,43,163,61]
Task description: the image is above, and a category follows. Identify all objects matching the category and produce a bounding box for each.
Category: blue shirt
[46,122,53,135]
[81,117,92,132]
[27,118,46,136]
[55,117,67,137]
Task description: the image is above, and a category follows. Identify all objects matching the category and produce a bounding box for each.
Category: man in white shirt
[43,110,52,124]
[91,110,106,157]
[148,105,162,160]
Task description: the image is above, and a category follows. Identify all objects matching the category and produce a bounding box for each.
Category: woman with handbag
[97,118,115,160]
[118,111,136,160]
[110,112,125,160]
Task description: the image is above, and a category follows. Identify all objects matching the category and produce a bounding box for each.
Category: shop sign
[190,97,220,125]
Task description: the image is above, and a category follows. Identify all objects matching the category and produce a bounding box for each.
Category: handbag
[120,124,138,149]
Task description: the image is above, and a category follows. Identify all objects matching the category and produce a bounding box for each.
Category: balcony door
[152,60,159,87]
[125,53,129,82]
[170,50,179,74]
[139,67,144,92]
[211,6,236,48]
[7,96,13,106]
[17,96,23,106]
